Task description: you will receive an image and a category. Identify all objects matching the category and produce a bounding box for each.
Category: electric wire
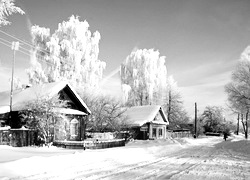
[0,38,54,66]
[0,37,30,53]
[0,29,49,55]
[0,30,76,67]
[0,39,33,59]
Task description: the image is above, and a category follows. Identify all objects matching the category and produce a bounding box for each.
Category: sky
[0,0,250,119]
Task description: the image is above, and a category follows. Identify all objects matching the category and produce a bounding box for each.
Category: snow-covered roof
[0,106,10,114]
[125,105,169,127]
[53,108,87,115]
[0,81,91,114]
[0,126,10,130]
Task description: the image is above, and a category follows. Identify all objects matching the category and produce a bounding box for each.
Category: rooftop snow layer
[0,81,90,114]
[125,105,168,126]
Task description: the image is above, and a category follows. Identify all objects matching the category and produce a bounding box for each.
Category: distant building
[124,105,169,140]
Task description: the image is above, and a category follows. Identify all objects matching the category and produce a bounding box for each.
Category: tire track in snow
[76,146,212,180]
[70,149,190,180]
[168,141,250,180]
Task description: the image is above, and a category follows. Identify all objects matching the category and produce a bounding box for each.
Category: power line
[0,37,30,54]
[0,40,12,49]
[0,29,33,48]
[0,29,49,55]
[0,40,32,59]
[0,38,31,57]
[0,38,54,66]
[0,31,79,68]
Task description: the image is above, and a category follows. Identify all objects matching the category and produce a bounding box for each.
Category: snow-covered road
[0,135,249,180]
[101,140,250,180]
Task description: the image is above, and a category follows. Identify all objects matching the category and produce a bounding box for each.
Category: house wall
[149,123,166,139]
[54,115,87,141]
[154,112,164,122]
[147,111,167,139]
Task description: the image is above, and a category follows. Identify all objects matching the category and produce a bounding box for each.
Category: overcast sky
[0,0,250,118]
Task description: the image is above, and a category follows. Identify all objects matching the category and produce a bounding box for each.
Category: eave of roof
[65,84,91,114]
[53,107,87,115]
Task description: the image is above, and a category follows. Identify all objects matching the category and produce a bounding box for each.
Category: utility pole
[236,113,239,135]
[10,41,19,112]
[194,102,197,138]
[167,89,171,123]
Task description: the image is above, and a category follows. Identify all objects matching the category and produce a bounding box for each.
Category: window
[159,128,163,137]
[70,119,78,139]
[153,128,157,138]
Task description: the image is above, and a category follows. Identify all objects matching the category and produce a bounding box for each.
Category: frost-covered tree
[26,15,106,89]
[20,95,68,145]
[200,106,225,133]
[164,76,189,127]
[120,48,167,106]
[0,0,24,26]
[78,91,127,132]
[225,46,250,139]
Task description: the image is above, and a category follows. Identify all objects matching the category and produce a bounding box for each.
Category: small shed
[125,105,169,140]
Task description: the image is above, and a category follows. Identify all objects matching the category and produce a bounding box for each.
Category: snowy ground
[0,134,249,180]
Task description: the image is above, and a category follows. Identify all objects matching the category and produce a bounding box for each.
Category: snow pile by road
[223,133,250,156]
[173,136,219,146]
[231,133,247,142]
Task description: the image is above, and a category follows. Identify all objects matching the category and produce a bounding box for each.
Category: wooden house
[125,105,169,140]
[0,81,91,146]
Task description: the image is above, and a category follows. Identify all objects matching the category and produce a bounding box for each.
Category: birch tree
[164,76,189,127]
[225,46,250,139]
[26,15,106,90]
[78,91,127,132]
[0,0,24,26]
[120,48,167,106]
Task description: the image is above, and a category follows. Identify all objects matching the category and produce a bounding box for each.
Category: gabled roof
[0,81,91,114]
[125,105,169,126]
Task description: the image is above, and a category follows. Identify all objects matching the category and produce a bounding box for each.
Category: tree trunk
[46,113,51,144]
[168,90,171,123]
[53,116,55,142]
[194,102,197,138]
[245,111,248,139]
[245,119,248,139]
[236,113,239,135]
[42,128,47,146]
[241,113,246,136]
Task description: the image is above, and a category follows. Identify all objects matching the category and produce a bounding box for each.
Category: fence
[86,132,115,140]
[53,139,125,149]
[0,128,37,147]
[166,131,192,139]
